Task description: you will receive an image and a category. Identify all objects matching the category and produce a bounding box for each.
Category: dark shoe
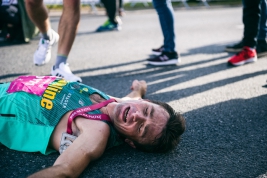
[225,41,243,52]
[256,40,267,58]
[152,45,164,55]
[147,51,180,66]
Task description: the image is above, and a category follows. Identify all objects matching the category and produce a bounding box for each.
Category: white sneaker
[51,62,82,82]
[34,29,59,66]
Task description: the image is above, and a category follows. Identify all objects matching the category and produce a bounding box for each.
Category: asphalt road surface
[0,6,267,178]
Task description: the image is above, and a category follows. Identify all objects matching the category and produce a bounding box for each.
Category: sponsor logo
[62,93,72,108]
[79,87,89,94]
[40,79,68,110]
[70,83,80,90]
[78,99,85,106]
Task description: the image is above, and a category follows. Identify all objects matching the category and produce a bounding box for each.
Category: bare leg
[26,0,60,66]
[25,0,50,34]
[51,0,82,82]
[57,0,80,56]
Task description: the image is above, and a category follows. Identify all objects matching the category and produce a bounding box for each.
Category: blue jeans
[152,0,176,52]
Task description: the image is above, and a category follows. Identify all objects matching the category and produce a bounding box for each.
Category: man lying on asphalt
[0,75,185,177]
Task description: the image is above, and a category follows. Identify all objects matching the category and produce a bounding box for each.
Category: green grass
[46,0,242,11]
[123,0,242,10]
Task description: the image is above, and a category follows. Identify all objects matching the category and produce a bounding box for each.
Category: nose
[133,111,146,122]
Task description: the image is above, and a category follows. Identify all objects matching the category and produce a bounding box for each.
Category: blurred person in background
[0,0,38,43]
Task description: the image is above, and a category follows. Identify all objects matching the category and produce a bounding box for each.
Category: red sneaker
[228,46,257,66]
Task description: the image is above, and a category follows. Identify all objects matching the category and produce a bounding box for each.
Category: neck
[89,94,117,123]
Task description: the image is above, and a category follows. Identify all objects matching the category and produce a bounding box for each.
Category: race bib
[7,76,57,96]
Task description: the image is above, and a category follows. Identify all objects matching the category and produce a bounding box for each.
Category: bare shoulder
[75,118,110,137]
[73,118,110,159]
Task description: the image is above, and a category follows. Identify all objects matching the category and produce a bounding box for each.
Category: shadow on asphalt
[179,94,267,177]
[76,31,97,36]
[0,73,30,81]
[81,63,266,103]
[0,41,29,47]
[147,69,267,102]
[72,50,265,103]
[181,43,233,56]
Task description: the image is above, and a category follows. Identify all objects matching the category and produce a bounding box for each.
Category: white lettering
[63,93,72,108]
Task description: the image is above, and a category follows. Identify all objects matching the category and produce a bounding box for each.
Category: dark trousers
[242,0,262,47]
[258,0,267,40]
[101,0,117,24]
[0,5,23,41]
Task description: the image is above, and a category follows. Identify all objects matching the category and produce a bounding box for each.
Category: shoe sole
[96,26,121,32]
[148,59,180,66]
[96,28,121,32]
[51,66,82,82]
[224,48,243,53]
[229,56,257,66]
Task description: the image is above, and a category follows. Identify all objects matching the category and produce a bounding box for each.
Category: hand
[130,80,147,98]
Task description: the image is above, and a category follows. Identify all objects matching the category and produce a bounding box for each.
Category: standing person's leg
[105,0,117,24]
[148,0,179,66]
[153,0,175,53]
[224,0,244,53]
[96,0,121,32]
[228,0,261,66]
[51,0,82,82]
[257,0,267,57]
[25,0,59,65]
[25,0,49,34]
[242,0,261,48]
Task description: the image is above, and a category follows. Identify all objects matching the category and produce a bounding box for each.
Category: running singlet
[0,76,123,155]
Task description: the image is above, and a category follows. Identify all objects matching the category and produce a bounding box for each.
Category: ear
[125,139,136,149]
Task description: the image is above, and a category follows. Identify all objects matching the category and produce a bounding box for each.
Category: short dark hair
[133,100,186,153]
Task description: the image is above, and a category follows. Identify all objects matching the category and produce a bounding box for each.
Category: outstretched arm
[122,80,147,100]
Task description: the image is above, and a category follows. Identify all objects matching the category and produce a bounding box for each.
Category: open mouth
[123,107,130,123]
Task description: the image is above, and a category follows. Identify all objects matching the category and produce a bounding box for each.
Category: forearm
[109,80,147,100]
[125,80,147,99]
[124,90,143,99]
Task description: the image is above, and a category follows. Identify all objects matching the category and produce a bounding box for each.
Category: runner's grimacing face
[108,100,169,146]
